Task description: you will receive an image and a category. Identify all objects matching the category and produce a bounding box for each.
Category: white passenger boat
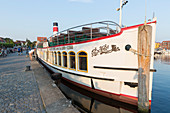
[36,1,157,107]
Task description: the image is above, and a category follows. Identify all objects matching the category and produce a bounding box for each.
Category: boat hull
[37,21,156,107]
[38,57,151,107]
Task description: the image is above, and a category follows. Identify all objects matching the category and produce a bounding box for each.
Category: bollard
[51,73,62,80]
[25,65,31,71]
[138,25,152,112]
[51,73,62,85]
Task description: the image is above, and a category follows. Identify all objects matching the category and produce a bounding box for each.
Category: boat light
[125,44,131,51]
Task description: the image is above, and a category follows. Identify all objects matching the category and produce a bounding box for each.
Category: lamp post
[117,0,128,27]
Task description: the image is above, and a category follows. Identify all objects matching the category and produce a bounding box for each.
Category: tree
[4,38,14,44]
[32,41,37,48]
[26,39,32,47]
[1,38,14,47]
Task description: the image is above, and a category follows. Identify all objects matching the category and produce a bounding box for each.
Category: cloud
[69,0,93,3]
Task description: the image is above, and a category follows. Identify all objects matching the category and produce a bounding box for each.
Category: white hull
[37,20,157,106]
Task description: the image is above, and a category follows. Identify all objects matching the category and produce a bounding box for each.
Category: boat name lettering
[91,44,120,57]
[49,46,73,51]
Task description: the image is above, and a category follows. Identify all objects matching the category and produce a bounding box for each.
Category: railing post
[119,0,122,27]
[57,36,59,45]
[75,33,77,42]
[64,36,66,44]
[53,52,56,64]
[91,24,92,39]
[68,30,70,43]
[138,25,152,113]
[107,23,110,36]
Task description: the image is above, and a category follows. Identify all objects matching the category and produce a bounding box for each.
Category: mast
[144,0,147,25]
[117,0,128,27]
[119,0,122,27]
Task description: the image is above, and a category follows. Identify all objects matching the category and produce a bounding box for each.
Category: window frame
[62,51,68,68]
[51,51,54,64]
[68,51,76,70]
[54,51,57,65]
[49,51,51,63]
[77,51,88,73]
[57,51,61,66]
[50,51,52,64]
[46,51,48,61]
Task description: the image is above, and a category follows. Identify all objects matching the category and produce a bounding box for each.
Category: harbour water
[58,54,170,113]
[151,55,170,113]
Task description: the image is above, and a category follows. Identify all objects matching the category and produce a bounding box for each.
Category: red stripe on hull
[62,77,152,107]
[122,21,157,31]
[38,57,152,108]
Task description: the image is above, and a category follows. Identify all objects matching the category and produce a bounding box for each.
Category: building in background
[161,41,170,50]
[14,40,26,46]
[37,37,47,43]
[155,42,161,49]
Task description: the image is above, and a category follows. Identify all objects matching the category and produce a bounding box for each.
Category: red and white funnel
[53,22,58,36]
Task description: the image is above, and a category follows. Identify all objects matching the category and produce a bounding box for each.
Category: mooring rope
[129,48,151,57]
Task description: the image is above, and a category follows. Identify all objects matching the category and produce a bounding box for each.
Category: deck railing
[48,21,121,46]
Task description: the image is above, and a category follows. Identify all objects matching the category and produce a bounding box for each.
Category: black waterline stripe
[38,58,115,81]
[93,66,156,72]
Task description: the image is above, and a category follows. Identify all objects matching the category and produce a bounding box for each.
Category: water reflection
[151,54,170,112]
[58,79,138,113]
[154,54,170,65]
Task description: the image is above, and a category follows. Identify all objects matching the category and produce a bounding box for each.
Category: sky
[0,0,169,42]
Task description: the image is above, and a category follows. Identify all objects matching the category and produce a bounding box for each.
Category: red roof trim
[162,41,170,42]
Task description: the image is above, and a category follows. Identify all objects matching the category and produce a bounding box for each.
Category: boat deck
[41,21,120,47]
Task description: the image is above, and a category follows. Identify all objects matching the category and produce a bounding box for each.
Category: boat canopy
[48,21,121,47]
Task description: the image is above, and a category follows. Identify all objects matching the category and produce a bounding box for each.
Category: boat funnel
[53,22,58,36]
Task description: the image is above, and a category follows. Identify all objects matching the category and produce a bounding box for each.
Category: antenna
[117,0,128,27]
[144,0,147,25]
[119,0,122,27]
[153,12,155,19]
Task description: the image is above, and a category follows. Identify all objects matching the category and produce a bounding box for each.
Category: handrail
[48,21,120,39]
[47,21,121,46]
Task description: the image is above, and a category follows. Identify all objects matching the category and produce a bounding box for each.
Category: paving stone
[0,52,45,112]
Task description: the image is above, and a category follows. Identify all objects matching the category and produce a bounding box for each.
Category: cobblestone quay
[0,52,45,112]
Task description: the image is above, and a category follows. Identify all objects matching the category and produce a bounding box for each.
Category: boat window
[40,51,43,59]
[51,52,54,64]
[58,51,61,66]
[78,51,87,71]
[62,52,67,67]
[48,51,50,61]
[49,52,51,62]
[46,51,48,61]
[49,51,51,62]
[69,51,76,69]
[43,51,45,60]
[43,51,46,60]
[54,52,57,65]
